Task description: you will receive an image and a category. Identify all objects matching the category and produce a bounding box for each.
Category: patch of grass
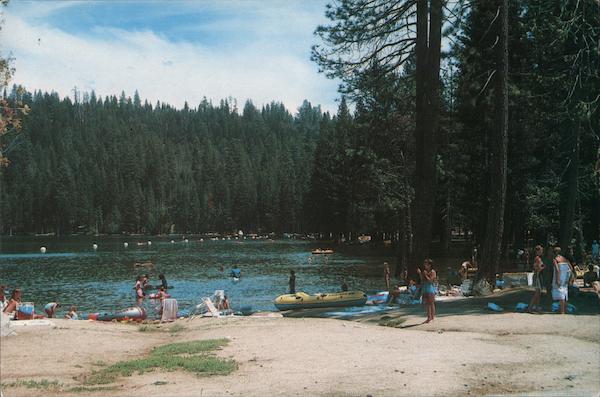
[91,360,107,367]
[152,339,228,356]
[138,325,157,332]
[168,323,185,334]
[2,379,62,390]
[153,381,168,386]
[68,385,118,393]
[138,323,185,334]
[84,338,235,385]
[378,318,406,328]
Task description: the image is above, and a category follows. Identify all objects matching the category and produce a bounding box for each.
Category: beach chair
[188,297,221,320]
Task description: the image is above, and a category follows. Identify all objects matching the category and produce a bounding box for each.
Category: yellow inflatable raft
[274,291,367,310]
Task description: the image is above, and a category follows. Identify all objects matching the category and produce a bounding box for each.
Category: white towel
[161,299,178,322]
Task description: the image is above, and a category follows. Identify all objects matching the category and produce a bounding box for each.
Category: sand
[1,288,599,397]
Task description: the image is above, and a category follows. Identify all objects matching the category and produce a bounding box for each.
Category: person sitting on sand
[221,295,230,310]
[341,278,349,292]
[389,284,403,301]
[44,302,60,318]
[583,264,599,287]
[527,255,545,312]
[417,259,437,323]
[65,305,78,320]
[289,270,296,294]
[158,274,168,289]
[2,288,21,316]
[458,261,471,281]
[406,279,418,299]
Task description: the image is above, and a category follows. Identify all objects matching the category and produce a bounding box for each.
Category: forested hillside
[1,0,598,273]
[0,89,328,234]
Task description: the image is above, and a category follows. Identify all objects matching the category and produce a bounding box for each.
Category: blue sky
[1,1,340,113]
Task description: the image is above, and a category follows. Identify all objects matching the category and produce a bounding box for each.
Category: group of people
[1,285,78,320]
[528,244,599,314]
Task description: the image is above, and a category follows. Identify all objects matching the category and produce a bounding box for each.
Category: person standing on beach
[542,246,554,303]
[552,247,573,314]
[527,253,545,312]
[289,270,296,294]
[592,240,599,261]
[417,259,437,323]
[383,262,391,291]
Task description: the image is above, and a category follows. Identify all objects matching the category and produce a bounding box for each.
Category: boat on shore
[274,291,367,310]
[84,307,146,322]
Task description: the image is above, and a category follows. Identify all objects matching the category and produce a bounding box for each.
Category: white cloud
[0,7,340,114]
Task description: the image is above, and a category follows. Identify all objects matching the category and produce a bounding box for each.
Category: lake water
[0,236,396,317]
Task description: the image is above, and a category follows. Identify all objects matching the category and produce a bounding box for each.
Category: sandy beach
[1,288,599,397]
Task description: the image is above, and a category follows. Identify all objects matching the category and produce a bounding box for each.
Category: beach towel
[552,263,571,301]
[161,299,178,322]
[551,302,576,313]
[0,312,15,337]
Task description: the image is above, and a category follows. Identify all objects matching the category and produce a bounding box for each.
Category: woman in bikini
[417,259,437,323]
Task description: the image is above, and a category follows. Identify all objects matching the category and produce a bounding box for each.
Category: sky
[0,0,340,113]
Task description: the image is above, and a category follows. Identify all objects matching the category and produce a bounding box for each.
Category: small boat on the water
[311,249,334,255]
[274,291,367,311]
[85,307,147,322]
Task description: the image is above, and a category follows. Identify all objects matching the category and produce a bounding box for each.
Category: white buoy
[147,241,152,246]
[200,238,204,242]
[238,230,243,236]
[40,246,47,253]
[124,242,129,248]
[184,239,189,243]
[171,240,175,244]
[92,243,98,250]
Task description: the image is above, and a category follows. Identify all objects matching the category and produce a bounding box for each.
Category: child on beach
[44,302,60,318]
[417,259,437,323]
[527,254,545,312]
[65,305,78,320]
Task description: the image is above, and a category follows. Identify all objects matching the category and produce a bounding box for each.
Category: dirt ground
[1,288,599,397]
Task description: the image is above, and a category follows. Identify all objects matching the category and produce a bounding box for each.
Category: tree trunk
[395,208,409,278]
[410,0,442,273]
[440,188,451,257]
[559,123,580,251]
[479,1,508,282]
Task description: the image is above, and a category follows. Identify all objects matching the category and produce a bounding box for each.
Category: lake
[0,236,396,317]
